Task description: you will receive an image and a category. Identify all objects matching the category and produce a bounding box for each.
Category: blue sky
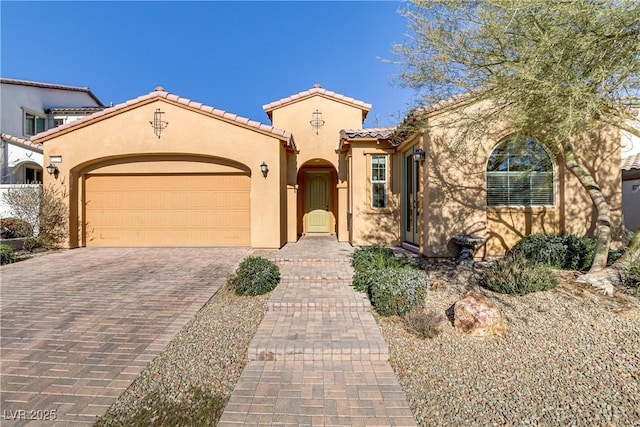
[1,1,418,128]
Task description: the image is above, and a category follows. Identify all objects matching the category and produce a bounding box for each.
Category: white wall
[5,144,44,184]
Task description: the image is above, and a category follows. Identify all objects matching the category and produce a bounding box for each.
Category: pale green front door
[306,172,330,233]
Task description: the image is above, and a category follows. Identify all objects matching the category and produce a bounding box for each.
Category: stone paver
[219,237,417,426]
[0,247,250,426]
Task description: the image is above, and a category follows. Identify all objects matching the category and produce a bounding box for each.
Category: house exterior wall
[421,106,623,258]
[269,94,366,240]
[43,98,287,249]
[348,142,399,246]
[270,95,363,173]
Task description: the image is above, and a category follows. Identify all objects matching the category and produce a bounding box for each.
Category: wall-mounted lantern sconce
[46,163,59,177]
[260,161,269,177]
[412,148,426,162]
[309,109,325,135]
[149,108,169,138]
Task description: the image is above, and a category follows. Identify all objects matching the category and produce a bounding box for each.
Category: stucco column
[287,184,297,242]
[337,183,348,242]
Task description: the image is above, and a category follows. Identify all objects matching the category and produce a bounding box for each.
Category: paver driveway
[0,247,251,426]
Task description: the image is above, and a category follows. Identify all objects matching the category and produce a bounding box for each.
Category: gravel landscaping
[95,285,270,426]
[379,261,640,426]
[94,259,639,426]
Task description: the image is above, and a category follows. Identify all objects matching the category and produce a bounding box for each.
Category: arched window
[486,137,554,207]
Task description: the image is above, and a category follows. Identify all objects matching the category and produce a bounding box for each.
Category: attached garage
[37,87,295,249]
[84,173,250,247]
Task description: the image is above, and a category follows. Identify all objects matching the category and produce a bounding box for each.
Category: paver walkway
[218,236,417,426]
[0,248,250,426]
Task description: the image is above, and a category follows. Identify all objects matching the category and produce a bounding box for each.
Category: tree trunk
[563,143,612,273]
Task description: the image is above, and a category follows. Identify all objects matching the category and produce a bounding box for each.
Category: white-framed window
[24,111,46,136]
[487,137,555,207]
[371,155,388,209]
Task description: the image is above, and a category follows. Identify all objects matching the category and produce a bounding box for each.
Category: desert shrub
[1,218,33,239]
[370,266,429,316]
[483,253,558,295]
[2,186,68,250]
[351,246,410,293]
[512,233,623,272]
[623,251,640,295]
[403,304,445,338]
[0,244,15,265]
[229,256,280,296]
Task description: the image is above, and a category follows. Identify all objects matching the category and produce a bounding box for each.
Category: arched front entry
[297,159,338,236]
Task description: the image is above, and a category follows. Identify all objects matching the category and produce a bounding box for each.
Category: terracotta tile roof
[0,78,104,107]
[33,87,295,148]
[622,153,640,170]
[340,127,396,140]
[1,133,43,153]
[263,84,372,120]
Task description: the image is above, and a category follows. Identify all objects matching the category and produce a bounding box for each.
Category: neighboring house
[34,85,623,258]
[0,78,104,217]
[622,153,640,232]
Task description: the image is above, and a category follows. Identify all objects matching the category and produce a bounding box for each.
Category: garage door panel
[85,174,250,247]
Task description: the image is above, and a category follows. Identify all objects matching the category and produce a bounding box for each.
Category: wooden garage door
[85,174,250,247]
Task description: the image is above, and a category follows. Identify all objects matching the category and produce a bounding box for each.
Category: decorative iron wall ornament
[309,109,325,135]
[149,108,169,138]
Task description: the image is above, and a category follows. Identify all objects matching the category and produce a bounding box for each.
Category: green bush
[623,251,640,296]
[351,246,410,293]
[370,266,429,316]
[512,233,567,268]
[482,253,558,295]
[512,233,623,271]
[0,244,16,265]
[229,256,280,296]
[562,234,596,271]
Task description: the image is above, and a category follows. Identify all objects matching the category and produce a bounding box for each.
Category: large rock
[454,292,505,337]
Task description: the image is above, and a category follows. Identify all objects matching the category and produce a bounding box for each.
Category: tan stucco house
[34,85,622,258]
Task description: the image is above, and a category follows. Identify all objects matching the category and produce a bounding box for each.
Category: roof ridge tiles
[263,85,372,112]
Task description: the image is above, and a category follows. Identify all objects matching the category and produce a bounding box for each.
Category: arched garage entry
[76,155,251,247]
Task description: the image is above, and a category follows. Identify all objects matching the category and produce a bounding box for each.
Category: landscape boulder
[453,292,505,337]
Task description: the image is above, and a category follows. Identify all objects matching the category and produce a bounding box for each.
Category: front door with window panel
[306,172,330,233]
[403,149,419,245]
